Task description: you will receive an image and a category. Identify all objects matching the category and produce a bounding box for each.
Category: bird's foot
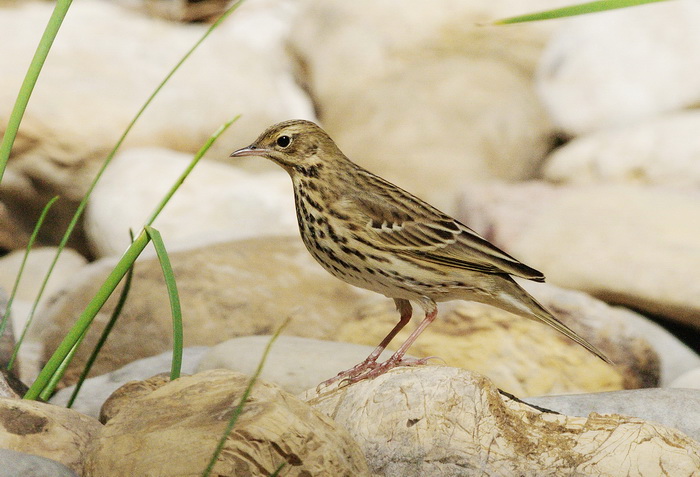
[317,355,438,390]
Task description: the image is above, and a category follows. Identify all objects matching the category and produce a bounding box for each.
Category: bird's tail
[493,276,613,365]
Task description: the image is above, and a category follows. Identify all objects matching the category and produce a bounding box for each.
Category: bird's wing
[340,186,545,281]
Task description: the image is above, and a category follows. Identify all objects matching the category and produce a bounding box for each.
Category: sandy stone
[304,367,700,476]
[458,182,700,330]
[36,236,380,386]
[85,369,369,476]
[0,398,102,475]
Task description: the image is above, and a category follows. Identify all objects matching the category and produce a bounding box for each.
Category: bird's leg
[317,298,413,389]
[342,298,438,384]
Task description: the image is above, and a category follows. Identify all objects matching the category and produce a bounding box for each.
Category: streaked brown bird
[230,120,612,386]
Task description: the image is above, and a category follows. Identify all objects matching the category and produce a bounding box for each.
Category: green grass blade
[0,0,73,183]
[23,117,238,400]
[3,196,59,367]
[66,241,135,408]
[39,327,88,402]
[493,0,670,24]
[144,226,182,381]
[270,462,287,477]
[201,317,291,477]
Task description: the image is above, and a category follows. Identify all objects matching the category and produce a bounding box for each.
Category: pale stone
[0,398,102,476]
[0,0,314,249]
[537,0,700,135]
[289,0,564,210]
[670,367,700,390]
[458,182,700,330]
[197,336,404,395]
[0,448,77,477]
[85,147,297,256]
[543,111,700,187]
[50,347,209,419]
[85,370,369,476]
[526,388,700,442]
[36,236,380,386]
[304,367,700,476]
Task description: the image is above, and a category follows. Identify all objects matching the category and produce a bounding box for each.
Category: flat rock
[543,111,700,187]
[85,369,369,476]
[525,388,700,442]
[85,147,297,256]
[36,236,380,386]
[0,0,314,250]
[0,398,102,476]
[537,0,700,135]
[304,367,700,476]
[458,182,700,330]
[50,346,209,419]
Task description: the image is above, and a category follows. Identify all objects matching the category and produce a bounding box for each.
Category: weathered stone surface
[85,369,369,476]
[542,111,700,187]
[458,182,700,330]
[36,236,379,386]
[537,0,700,135]
[0,398,102,475]
[85,147,297,256]
[304,367,700,476]
[526,388,700,442]
[290,0,560,210]
[0,0,313,250]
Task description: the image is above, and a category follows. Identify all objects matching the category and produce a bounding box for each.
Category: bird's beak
[229,146,269,158]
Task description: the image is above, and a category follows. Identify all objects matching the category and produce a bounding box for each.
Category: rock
[335,299,625,397]
[50,346,209,419]
[0,448,77,477]
[0,0,314,251]
[458,182,700,330]
[525,388,700,442]
[670,367,700,389]
[84,147,297,256]
[0,398,102,475]
[85,369,369,476]
[36,236,379,386]
[290,0,560,210]
[197,336,405,395]
[537,0,700,135]
[542,111,700,187]
[303,367,700,476]
[122,0,232,22]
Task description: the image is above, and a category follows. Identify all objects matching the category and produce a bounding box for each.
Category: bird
[230,119,612,387]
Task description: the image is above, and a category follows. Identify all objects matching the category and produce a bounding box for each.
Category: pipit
[231,120,612,386]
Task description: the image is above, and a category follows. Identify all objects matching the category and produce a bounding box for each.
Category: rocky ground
[0,0,698,475]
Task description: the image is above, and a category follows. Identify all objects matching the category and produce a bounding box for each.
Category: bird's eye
[276,135,291,148]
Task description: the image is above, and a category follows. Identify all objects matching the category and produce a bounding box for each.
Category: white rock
[0,0,314,246]
[670,367,700,390]
[458,182,700,330]
[525,388,700,442]
[197,335,409,395]
[543,111,700,187]
[85,147,297,256]
[537,0,700,135]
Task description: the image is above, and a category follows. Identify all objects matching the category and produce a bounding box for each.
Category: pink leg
[317,298,413,389]
[342,299,438,384]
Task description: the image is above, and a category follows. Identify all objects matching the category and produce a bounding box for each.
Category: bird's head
[230,120,342,175]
